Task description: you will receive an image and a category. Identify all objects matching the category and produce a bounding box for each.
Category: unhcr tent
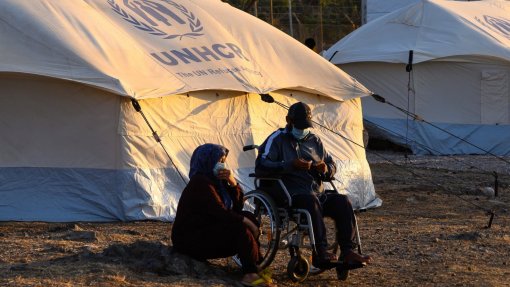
[0,0,380,222]
[325,0,510,155]
[364,0,420,23]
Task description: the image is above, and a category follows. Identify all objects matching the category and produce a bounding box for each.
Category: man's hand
[292,158,312,170]
[313,161,328,174]
[216,169,237,186]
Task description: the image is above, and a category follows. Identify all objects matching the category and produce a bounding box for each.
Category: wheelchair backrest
[254,177,292,208]
[244,144,293,208]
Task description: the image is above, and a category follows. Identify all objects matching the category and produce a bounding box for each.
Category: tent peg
[486,211,495,229]
[493,172,499,197]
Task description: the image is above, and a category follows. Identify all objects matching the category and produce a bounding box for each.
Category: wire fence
[244,3,361,51]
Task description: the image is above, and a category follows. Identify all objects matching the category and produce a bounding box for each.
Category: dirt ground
[1,155,509,287]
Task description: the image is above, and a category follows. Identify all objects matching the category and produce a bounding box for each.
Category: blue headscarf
[189,143,233,209]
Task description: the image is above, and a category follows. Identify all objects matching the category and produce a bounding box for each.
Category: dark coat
[171,174,246,259]
[255,126,336,196]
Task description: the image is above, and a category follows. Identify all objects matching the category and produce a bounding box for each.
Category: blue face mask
[292,127,310,140]
[212,162,226,176]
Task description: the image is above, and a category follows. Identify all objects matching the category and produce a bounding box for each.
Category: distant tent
[326,0,510,155]
[363,0,419,23]
[0,0,380,222]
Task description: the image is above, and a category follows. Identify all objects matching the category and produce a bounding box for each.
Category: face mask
[292,127,310,140]
[212,162,226,176]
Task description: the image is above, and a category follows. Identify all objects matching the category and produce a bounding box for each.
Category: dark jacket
[171,174,245,255]
[255,126,336,196]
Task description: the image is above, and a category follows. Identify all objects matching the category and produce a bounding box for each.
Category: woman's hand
[216,168,237,187]
[243,217,260,238]
[313,161,328,173]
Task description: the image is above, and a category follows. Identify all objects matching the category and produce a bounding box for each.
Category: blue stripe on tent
[366,117,510,156]
[0,167,183,222]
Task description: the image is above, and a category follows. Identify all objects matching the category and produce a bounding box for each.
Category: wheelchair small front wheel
[287,255,310,282]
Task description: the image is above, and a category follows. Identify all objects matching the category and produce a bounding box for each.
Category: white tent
[325,0,510,155]
[363,0,419,23]
[0,0,380,222]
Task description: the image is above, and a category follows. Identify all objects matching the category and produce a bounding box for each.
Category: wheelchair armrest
[248,175,292,208]
[243,145,259,151]
[323,178,339,193]
[324,189,339,195]
[248,173,282,179]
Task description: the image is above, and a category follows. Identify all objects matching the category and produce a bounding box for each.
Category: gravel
[366,150,510,175]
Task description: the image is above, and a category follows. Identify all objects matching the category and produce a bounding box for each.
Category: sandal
[312,251,339,270]
[241,276,275,287]
[336,252,371,281]
[342,251,372,267]
[241,278,270,287]
[241,270,275,287]
[258,268,273,281]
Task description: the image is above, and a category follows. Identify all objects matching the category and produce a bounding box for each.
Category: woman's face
[212,155,227,177]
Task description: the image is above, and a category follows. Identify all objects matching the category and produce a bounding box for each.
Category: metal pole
[361,0,367,25]
[288,0,293,36]
[270,0,274,25]
[319,1,323,52]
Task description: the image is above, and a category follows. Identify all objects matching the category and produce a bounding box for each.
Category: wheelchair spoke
[236,190,281,270]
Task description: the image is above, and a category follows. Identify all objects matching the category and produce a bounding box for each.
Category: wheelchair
[233,145,365,282]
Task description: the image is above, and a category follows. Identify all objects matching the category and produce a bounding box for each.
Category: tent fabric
[325,0,510,155]
[0,76,379,221]
[364,118,510,155]
[0,0,370,101]
[481,70,509,124]
[326,0,510,65]
[0,1,379,222]
[365,0,420,23]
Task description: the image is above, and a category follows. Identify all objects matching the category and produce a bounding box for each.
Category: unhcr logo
[108,0,251,66]
[475,15,510,40]
[108,0,204,40]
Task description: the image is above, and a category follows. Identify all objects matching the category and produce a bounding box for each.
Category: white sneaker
[278,238,289,249]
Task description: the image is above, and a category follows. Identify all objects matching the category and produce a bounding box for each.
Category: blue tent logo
[484,15,510,37]
[476,15,510,40]
[108,0,204,40]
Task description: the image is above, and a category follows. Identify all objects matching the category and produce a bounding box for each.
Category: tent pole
[270,0,274,25]
[404,50,414,163]
[288,0,293,37]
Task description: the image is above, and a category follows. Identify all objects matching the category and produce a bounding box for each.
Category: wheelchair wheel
[287,255,310,282]
[233,190,281,270]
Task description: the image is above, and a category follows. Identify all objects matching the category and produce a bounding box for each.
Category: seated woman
[171,143,273,287]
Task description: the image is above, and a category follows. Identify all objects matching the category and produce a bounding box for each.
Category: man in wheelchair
[255,102,373,271]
